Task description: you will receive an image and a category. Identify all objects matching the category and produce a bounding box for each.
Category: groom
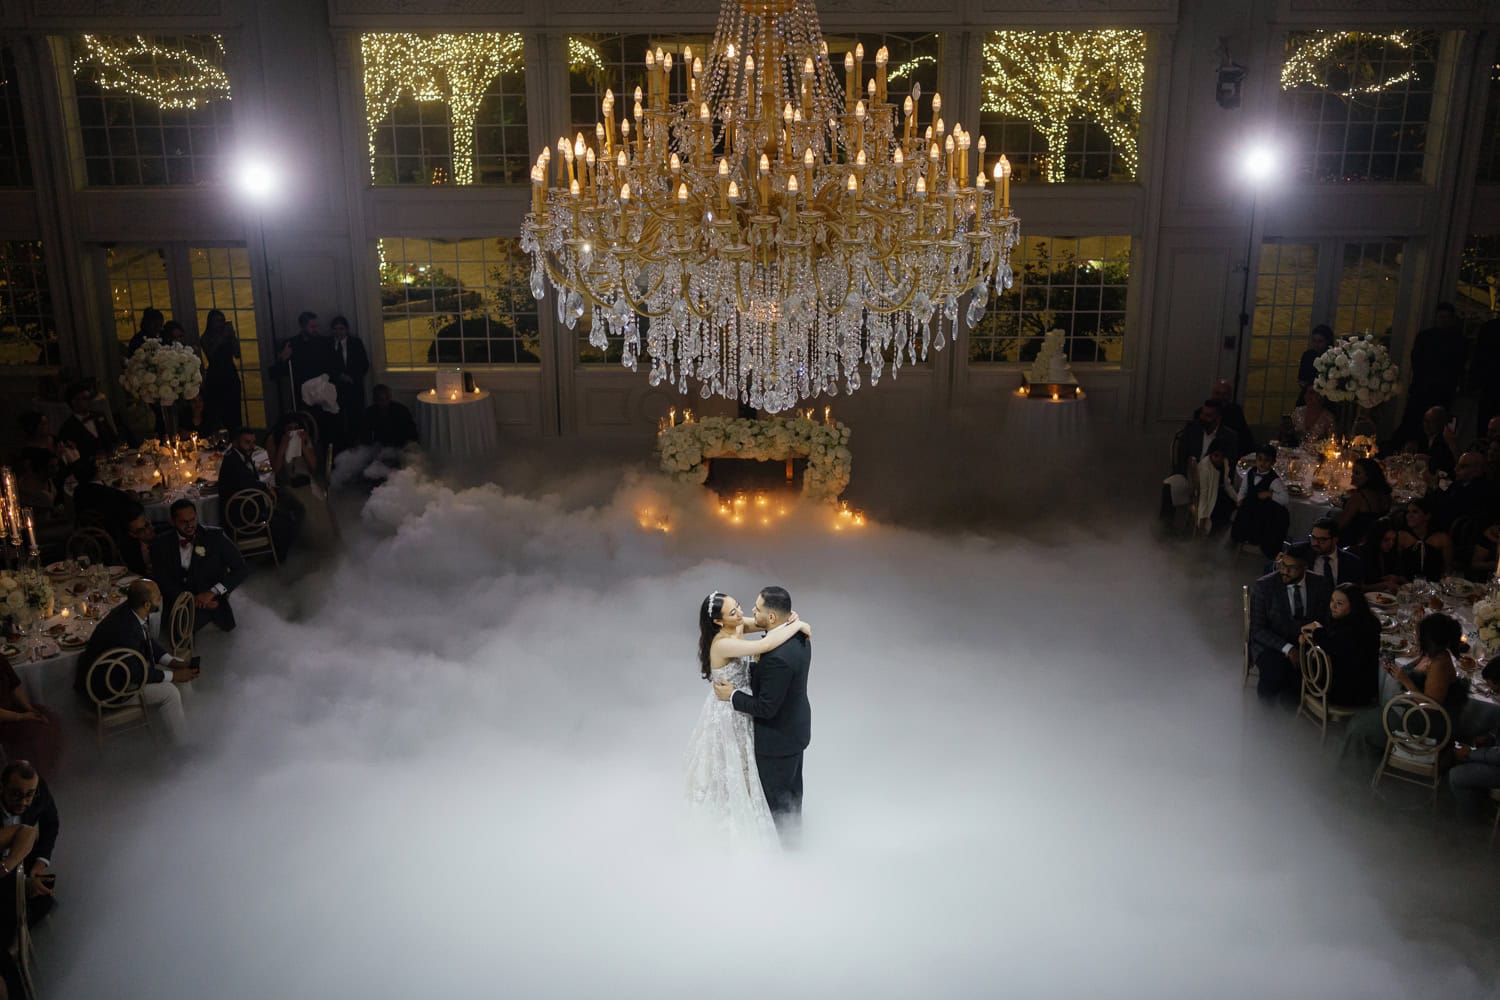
[713,585,812,827]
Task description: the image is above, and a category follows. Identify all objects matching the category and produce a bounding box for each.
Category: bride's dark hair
[698,592,727,680]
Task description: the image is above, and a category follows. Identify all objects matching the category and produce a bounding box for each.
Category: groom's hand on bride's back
[712,680,736,701]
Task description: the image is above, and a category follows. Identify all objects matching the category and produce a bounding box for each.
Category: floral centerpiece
[0,570,54,630]
[658,416,852,503]
[1311,334,1400,409]
[1476,596,1500,658]
[121,340,202,406]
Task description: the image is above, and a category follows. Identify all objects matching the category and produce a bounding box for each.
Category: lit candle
[25,511,35,552]
[824,406,831,425]
[669,407,676,426]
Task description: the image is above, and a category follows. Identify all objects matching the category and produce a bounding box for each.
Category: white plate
[1368,592,1398,608]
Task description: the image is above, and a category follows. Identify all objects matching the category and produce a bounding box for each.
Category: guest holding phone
[1298,583,1380,709]
[0,761,59,923]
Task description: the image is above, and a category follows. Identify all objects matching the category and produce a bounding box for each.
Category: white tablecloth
[1001,394,1088,446]
[417,390,498,459]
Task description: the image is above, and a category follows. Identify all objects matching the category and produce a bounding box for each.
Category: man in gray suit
[1250,541,1331,704]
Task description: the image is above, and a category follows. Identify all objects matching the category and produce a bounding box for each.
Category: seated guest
[1438,450,1499,530]
[220,427,301,556]
[1291,387,1337,443]
[364,384,418,450]
[1450,733,1500,821]
[1209,378,1254,459]
[1401,405,1457,478]
[1359,517,1406,592]
[57,382,119,463]
[74,580,198,745]
[1298,583,1381,708]
[1336,458,1393,548]
[1250,541,1332,704]
[17,411,79,470]
[272,414,333,550]
[1307,516,1364,587]
[72,463,139,535]
[150,499,248,634]
[0,656,62,775]
[121,508,154,577]
[1344,612,1469,757]
[1397,496,1449,581]
[1231,445,1289,558]
[0,761,60,922]
[1162,398,1239,531]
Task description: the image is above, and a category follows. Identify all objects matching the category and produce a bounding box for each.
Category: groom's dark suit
[732,632,811,820]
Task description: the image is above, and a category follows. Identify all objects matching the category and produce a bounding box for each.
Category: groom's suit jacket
[732,632,811,758]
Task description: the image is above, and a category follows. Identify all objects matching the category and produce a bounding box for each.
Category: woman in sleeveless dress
[684,591,811,850]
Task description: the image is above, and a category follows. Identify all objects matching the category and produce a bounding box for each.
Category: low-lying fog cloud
[48,455,1490,998]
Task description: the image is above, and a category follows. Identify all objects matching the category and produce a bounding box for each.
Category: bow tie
[179,538,193,548]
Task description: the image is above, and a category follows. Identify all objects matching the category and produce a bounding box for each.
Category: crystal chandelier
[520,0,1020,412]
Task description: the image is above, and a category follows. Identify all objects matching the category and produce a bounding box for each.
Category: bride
[684,591,811,849]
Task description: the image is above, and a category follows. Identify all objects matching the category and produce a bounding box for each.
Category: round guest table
[416,389,498,459]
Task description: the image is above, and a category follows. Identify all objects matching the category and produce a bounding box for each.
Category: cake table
[416,389,498,459]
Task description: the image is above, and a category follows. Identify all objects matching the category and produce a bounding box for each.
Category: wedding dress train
[684,657,780,850]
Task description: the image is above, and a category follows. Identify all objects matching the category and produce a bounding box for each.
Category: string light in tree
[1280,30,1427,98]
[980,30,1145,184]
[73,34,230,110]
[361,32,527,186]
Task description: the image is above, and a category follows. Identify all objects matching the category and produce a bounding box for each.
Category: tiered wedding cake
[1020,330,1081,398]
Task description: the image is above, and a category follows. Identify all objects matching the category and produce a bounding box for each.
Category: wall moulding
[973,0,1177,23]
[20,0,235,26]
[328,0,527,26]
[1279,0,1487,21]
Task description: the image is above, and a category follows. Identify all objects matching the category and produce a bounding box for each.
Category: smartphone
[189,656,202,670]
[38,874,55,888]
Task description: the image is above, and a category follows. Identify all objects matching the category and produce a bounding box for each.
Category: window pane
[967,235,1131,365]
[0,241,57,367]
[105,246,172,352]
[362,33,528,186]
[69,34,233,187]
[190,245,263,428]
[1245,242,1320,425]
[1279,30,1439,183]
[378,236,540,368]
[0,48,33,187]
[1457,235,1500,333]
[979,31,1146,183]
[1334,242,1402,346]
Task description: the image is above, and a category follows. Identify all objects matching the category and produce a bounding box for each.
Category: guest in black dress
[125,307,165,356]
[1398,496,1449,581]
[1359,516,1406,592]
[200,309,242,433]
[1302,583,1381,708]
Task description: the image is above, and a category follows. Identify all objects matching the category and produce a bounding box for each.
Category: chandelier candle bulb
[844,52,855,113]
[998,154,1011,212]
[875,46,888,103]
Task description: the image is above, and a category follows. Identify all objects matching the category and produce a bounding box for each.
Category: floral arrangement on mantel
[1312,334,1401,409]
[658,416,853,503]
[0,570,54,628]
[121,339,202,406]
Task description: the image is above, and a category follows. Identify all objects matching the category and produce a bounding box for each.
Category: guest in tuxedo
[1299,583,1380,709]
[714,585,812,830]
[57,382,119,463]
[0,762,60,922]
[1209,378,1254,459]
[0,656,63,775]
[125,307,165,356]
[1295,325,1332,407]
[327,315,370,452]
[149,500,248,635]
[364,385,418,450]
[1162,399,1239,529]
[220,427,301,556]
[1307,516,1364,587]
[199,310,242,434]
[1400,405,1457,478]
[121,509,155,577]
[1397,496,1449,581]
[74,580,198,744]
[1231,445,1289,558]
[1250,541,1332,703]
[272,311,335,456]
[1358,517,1406,592]
[1437,451,1499,531]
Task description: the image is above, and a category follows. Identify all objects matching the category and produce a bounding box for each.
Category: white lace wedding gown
[684,657,780,850]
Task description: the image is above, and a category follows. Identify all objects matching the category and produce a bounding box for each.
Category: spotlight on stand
[1240,144,1277,186]
[234,159,278,202]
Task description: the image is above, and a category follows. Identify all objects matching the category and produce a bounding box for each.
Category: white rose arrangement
[121,340,203,406]
[1312,334,1401,409]
[0,571,54,627]
[658,416,853,502]
[1475,597,1500,654]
